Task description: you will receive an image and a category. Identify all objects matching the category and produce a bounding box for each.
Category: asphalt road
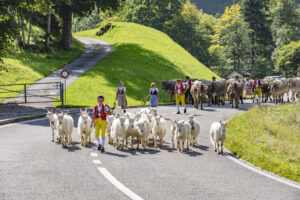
[1,102,300,200]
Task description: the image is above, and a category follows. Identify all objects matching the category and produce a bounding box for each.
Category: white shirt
[176,84,186,94]
[255,80,263,88]
[116,87,126,93]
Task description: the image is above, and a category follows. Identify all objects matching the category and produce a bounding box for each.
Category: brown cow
[190,81,206,110]
[227,81,242,108]
[205,80,227,106]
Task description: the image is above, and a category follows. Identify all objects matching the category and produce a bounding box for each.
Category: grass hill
[62,22,219,107]
[0,25,83,102]
[226,103,300,183]
[191,0,300,15]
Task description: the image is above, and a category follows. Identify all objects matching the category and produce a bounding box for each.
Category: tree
[53,0,121,49]
[0,0,19,67]
[238,0,274,68]
[269,0,300,60]
[212,4,251,71]
[275,41,300,77]
[115,0,184,31]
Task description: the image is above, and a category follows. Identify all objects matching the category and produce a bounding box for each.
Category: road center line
[98,167,143,200]
[90,152,98,157]
[92,160,101,164]
[224,150,300,190]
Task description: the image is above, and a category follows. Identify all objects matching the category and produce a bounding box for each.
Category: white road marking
[98,167,143,200]
[224,150,300,190]
[0,118,45,129]
[90,152,98,157]
[93,160,101,164]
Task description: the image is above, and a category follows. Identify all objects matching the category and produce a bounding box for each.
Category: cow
[190,80,207,110]
[161,80,177,101]
[227,81,241,108]
[205,80,227,106]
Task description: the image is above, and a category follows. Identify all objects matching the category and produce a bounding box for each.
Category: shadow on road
[193,145,210,151]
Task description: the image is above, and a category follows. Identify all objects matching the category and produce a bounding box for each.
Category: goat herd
[46,107,227,154]
[161,77,300,109]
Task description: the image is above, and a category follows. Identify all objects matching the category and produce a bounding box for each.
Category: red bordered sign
[61,70,70,79]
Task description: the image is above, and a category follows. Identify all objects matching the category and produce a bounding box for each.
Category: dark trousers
[185,88,194,104]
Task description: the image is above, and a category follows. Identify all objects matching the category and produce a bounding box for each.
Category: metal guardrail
[0,82,64,105]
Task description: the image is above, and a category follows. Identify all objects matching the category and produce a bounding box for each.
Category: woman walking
[147,83,160,107]
[116,81,127,113]
[244,78,253,99]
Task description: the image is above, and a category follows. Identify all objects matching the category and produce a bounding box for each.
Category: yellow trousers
[95,118,106,138]
[176,94,185,106]
[254,88,262,98]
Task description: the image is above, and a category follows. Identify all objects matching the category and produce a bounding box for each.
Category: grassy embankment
[60,22,219,107]
[226,103,300,183]
[0,25,84,101]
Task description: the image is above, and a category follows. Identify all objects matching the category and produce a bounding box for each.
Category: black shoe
[184,108,187,113]
[101,147,105,153]
[124,109,126,113]
[97,144,102,151]
[176,111,180,114]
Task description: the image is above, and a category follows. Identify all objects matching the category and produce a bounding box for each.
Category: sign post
[61,70,70,105]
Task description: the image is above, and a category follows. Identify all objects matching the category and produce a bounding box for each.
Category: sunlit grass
[226,103,300,183]
[60,22,219,107]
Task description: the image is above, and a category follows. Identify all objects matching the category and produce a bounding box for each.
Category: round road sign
[61,70,70,79]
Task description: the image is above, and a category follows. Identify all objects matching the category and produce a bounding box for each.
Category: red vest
[93,104,109,120]
[254,79,262,88]
[175,83,185,94]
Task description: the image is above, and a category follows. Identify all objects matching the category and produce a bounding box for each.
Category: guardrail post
[60,82,64,106]
[24,84,27,103]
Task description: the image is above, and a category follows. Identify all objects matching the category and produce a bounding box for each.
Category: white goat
[152,116,167,148]
[170,120,177,149]
[209,121,228,154]
[106,115,115,145]
[187,115,200,146]
[78,109,92,146]
[136,114,151,150]
[45,109,58,142]
[56,112,74,147]
[175,120,192,152]
[140,107,157,115]
[111,117,126,150]
[125,115,140,150]
[113,106,125,118]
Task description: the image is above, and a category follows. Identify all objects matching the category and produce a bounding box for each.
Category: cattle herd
[161,77,300,109]
[46,107,227,154]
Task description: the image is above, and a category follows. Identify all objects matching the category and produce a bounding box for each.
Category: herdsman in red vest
[174,79,187,114]
[253,77,263,104]
[90,95,111,152]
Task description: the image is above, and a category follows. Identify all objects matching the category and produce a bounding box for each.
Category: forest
[1,0,300,78]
